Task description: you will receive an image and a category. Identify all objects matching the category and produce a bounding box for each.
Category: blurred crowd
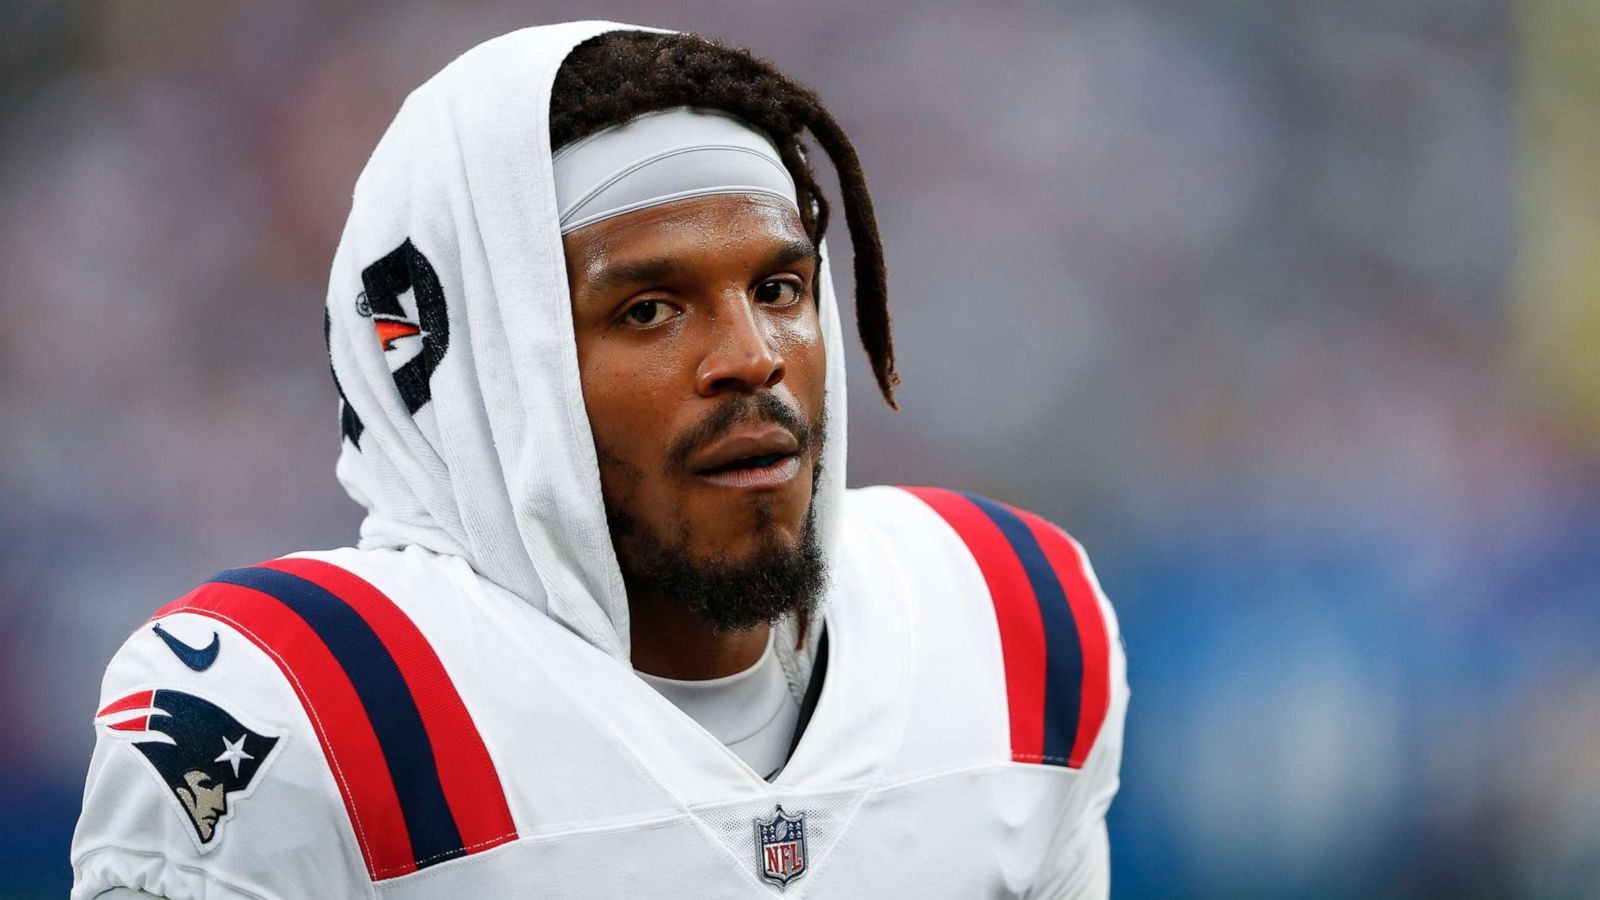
[3,1,1596,896]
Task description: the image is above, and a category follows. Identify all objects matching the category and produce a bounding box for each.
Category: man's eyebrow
[586,238,819,297]
[586,257,680,296]
[765,238,819,271]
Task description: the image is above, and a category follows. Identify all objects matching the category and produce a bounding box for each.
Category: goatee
[603,393,828,632]
[605,495,825,633]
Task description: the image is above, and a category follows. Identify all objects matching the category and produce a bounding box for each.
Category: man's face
[565,194,828,630]
[177,769,227,841]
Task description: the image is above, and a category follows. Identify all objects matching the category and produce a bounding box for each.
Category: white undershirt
[635,630,800,779]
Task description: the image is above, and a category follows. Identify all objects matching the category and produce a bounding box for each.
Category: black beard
[601,394,828,633]
[605,494,826,633]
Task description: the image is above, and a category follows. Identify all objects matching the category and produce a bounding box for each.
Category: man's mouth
[698,452,802,488]
[690,426,804,489]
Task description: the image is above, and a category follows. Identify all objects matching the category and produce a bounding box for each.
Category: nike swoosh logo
[153,622,220,671]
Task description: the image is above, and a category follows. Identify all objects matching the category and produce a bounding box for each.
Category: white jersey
[72,486,1128,898]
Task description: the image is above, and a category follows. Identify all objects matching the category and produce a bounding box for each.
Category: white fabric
[636,630,800,778]
[71,491,1128,898]
[322,21,847,683]
[553,107,799,234]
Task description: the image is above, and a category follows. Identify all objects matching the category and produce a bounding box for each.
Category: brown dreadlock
[550,31,899,407]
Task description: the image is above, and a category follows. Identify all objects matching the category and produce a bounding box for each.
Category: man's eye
[754,280,801,305]
[622,300,676,326]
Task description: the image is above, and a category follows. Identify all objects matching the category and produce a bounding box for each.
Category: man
[72,21,1127,898]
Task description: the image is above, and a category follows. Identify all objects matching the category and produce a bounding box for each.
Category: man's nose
[694,294,784,396]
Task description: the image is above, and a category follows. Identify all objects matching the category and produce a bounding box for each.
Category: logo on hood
[356,237,450,416]
[95,688,281,847]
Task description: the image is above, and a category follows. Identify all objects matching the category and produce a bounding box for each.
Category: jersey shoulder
[72,546,516,899]
[846,485,1125,772]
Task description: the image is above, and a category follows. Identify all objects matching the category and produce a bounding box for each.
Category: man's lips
[689,424,802,487]
[698,454,802,489]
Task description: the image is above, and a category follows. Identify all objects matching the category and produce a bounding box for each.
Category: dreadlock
[550,31,899,407]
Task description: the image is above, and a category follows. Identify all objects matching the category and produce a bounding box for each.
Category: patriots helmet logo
[95,689,280,845]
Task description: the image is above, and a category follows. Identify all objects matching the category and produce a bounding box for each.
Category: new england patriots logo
[94,689,280,846]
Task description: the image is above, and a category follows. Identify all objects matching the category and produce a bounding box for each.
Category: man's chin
[607,499,826,633]
[690,518,808,564]
[687,465,814,525]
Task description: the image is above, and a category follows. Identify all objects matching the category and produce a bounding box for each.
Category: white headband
[552,107,800,234]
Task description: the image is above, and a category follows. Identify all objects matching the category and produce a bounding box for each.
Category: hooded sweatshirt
[323,20,843,687]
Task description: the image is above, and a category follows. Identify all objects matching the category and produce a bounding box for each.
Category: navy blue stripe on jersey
[210,566,466,869]
[963,494,1084,767]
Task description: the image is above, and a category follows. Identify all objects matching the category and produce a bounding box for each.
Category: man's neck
[627,593,769,679]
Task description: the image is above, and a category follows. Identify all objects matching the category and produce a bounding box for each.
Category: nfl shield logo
[754,805,808,887]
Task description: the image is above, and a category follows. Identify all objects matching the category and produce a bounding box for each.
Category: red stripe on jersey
[260,558,517,855]
[153,583,417,879]
[900,486,1049,763]
[1013,508,1112,768]
[108,715,149,732]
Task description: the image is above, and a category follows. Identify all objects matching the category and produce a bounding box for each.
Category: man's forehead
[565,194,814,286]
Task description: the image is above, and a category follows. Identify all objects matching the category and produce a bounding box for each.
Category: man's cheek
[769,315,822,355]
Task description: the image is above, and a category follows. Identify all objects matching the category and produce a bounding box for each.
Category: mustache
[667,393,815,472]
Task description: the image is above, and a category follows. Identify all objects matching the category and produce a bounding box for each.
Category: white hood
[323,21,849,683]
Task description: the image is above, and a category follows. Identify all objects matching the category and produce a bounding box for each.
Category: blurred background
[3,0,1597,896]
